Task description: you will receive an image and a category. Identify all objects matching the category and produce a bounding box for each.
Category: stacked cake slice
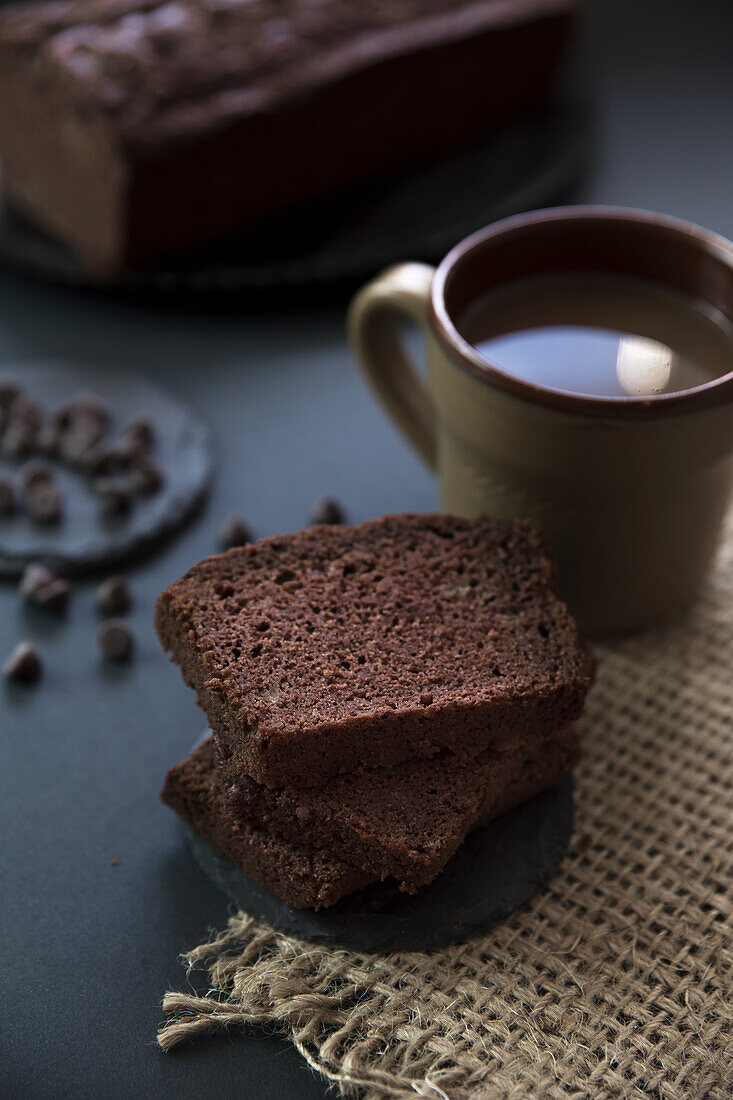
[157,514,592,909]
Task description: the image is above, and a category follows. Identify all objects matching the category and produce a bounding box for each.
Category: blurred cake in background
[0,0,578,274]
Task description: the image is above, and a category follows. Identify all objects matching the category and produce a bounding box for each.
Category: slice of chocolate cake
[219,726,581,891]
[162,739,374,909]
[155,514,591,788]
[162,730,580,909]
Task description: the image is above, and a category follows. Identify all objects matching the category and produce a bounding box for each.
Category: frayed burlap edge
[157,525,733,1100]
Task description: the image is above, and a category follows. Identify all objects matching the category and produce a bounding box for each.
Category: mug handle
[348,262,438,471]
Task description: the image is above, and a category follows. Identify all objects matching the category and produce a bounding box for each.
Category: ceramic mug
[348,206,733,634]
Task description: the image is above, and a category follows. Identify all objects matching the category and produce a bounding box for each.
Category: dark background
[3,1,733,1096]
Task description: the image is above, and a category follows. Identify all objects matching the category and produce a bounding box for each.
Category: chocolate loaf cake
[162,730,580,908]
[155,514,592,788]
[0,0,577,272]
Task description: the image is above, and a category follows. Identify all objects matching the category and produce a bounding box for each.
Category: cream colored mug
[348,207,733,634]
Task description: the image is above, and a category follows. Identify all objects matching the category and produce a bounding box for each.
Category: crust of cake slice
[162,728,580,908]
[156,514,592,788]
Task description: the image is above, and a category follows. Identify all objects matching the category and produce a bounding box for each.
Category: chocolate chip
[0,477,15,514]
[19,562,56,600]
[55,391,110,432]
[36,420,62,457]
[26,482,63,524]
[19,564,71,614]
[111,435,148,468]
[8,395,41,429]
[420,692,434,706]
[94,477,132,516]
[2,416,36,458]
[37,578,72,614]
[19,461,54,491]
[82,444,115,476]
[0,381,21,410]
[95,577,132,616]
[310,497,346,525]
[59,412,106,464]
[97,619,134,661]
[3,641,42,683]
[128,458,163,495]
[124,416,155,450]
[219,513,253,550]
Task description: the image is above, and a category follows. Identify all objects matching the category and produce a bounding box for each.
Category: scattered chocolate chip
[128,458,163,495]
[110,859,119,867]
[111,435,148,468]
[0,382,21,410]
[26,482,63,524]
[2,416,36,458]
[82,444,117,476]
[95,577,132,616]
[59,412,106,464]
[77,391,110,423]
[420,692,434,706]
[55,391,110,431]
[19,563,72,613]
[19,460,54,491]
[124,416,155,450]
[310,497,346,525]
[36,420,62,457]
[97,619,134,661]
[37,578,72,614]
[94,477,132,516]
[0,477,15,514]
[3,641,42,683]
[19,562,56,600]
[8,395,41,429]
[219,513,253,549]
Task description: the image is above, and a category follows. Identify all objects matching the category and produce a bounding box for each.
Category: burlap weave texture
[158,526,733,1099]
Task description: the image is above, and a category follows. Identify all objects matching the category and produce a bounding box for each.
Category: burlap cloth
[157,524,733,1099]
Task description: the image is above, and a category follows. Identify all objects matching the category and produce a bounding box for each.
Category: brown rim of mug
[430,205,733,418]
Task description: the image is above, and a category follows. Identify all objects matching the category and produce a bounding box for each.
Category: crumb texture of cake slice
[155,514,592,788]
[162,730,579,909]
[161,739,375,909]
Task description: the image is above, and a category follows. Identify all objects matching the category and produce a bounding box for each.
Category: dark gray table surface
[3,1,733,1096]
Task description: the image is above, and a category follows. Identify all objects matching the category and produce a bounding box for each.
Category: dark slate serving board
[0,362,212,575]
[186,772,574,953]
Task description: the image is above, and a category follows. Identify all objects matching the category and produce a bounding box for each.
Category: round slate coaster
[0,97,588,295]
[0,363,212,576]
[185,773,574,953]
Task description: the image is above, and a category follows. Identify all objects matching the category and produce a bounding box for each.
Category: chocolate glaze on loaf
[155,514,592,788]
[219,725,581,890]
[0,0,576,270]
[162,730,580,908]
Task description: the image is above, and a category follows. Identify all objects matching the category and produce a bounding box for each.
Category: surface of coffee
[459,272,733,397]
